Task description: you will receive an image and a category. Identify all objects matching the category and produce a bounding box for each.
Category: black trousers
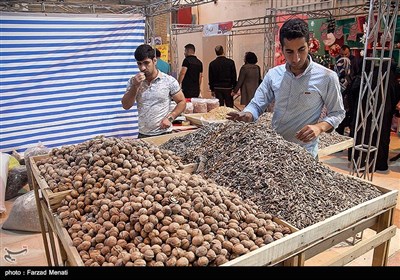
[214,88,234,108]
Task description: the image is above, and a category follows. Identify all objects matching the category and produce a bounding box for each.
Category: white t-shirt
[126,71,180,135]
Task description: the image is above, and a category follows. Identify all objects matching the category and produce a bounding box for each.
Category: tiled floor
[0,132,399,267]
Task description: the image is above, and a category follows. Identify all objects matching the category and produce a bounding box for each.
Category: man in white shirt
[121,44,186,138]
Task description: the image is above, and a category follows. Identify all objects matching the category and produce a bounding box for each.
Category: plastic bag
[2,190,43,233]
[206,98,219,112]
[0,153,10,213]
[24,142,50,190]
[6,166,28,200]
[12,150,25,165]
[191,98,208,113]
[184,102,194,114]
[8,156,20,170]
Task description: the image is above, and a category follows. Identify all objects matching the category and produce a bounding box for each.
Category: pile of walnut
[36,136,291,266]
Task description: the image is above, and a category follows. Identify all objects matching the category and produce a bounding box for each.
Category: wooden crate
[144,133,398,266]
[224,179,398,266]
[30,152,398,267]
[30,154,297,266]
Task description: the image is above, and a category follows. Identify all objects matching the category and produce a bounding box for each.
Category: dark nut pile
[161,122,382,229]
[256,112,352,149]
[36,136,291,266]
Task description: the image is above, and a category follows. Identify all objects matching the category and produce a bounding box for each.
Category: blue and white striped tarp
[1,12,144,153]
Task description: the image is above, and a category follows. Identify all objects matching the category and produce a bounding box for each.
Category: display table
[30,139,397,266]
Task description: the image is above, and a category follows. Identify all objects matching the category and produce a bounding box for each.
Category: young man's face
[282,37,309,72]
[340,48,351,58]
[137,58,156,77]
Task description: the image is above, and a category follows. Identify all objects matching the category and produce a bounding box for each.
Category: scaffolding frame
[170,3,368,75]
[350,0,399,181]
[0,0,216,42]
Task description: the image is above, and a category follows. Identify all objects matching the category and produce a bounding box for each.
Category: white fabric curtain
[1,12,144,153]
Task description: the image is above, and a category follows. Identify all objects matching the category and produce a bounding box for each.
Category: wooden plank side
[323,225,397,266]
[273,217,299,233]
[372,210,393,266]
[318,138,354,157]
[49,190,72,212]
[184,113,229,126]
[184,113,209,126]
[54,217,85,266]
[143,130,194,146]
[304,215,378,259]
[31,155,71,212]
[30,156,50,187]
[223,190,398,266]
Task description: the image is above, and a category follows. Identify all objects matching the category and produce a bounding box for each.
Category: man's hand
[131,72,146,87]
[296,124,322,143]
[160,116,172,129]
[226,111,253,122]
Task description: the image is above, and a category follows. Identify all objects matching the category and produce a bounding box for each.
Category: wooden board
[143,130,194,146]
[184,113,228,126]
[30,155,71,212]
[318,138,354,157]
[223,188,398,266]
[54,217,85,266]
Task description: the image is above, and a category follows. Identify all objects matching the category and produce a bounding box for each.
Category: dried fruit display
[256,112,352,150]
[161,122,382,229]
[35,136,291,266]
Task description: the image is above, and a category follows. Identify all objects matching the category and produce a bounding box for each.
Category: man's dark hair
[184,43,195,52]
[155,48,161,58]
[341,44,350,51]
[215,45,224,56]
[279,18,309,47]
[245,52,258,64]
[134,44,155,61]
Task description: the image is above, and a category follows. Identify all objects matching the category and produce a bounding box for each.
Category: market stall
[29,129,397,266]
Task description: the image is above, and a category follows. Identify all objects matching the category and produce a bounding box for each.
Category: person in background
[233,51,262,106]
[178,43,203,98]
[335,44,362,135]
[334,55,352,135]
[227,18,345,158]
[121,44,186,138]
[156,48,170,74]
[208,45,237,107]
[339,45,361,78]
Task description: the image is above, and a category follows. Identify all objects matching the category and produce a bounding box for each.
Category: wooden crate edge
[54,216,85,266]
[223,189,398,266]
[318,138,354,157]
[31,155,71,212]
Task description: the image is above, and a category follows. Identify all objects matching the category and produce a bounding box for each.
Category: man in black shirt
[178,43,203,98]
[208,45,237,107]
